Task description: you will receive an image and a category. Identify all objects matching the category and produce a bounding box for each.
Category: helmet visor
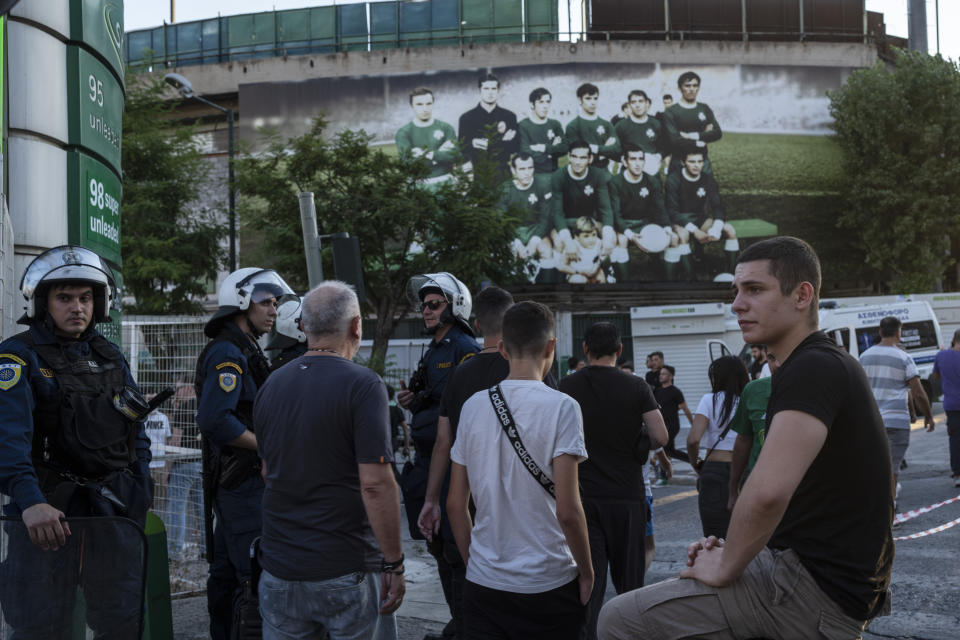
[21,246,114,301]
[406,273,449,310]
[238,270,297,305]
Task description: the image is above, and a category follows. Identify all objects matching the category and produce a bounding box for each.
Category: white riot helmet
[205,268,296,338]
[406,272,474,336]
[19,245,116,323]
[267,297,306,350]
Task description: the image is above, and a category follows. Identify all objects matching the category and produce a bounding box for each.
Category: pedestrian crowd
[3,235,948,639]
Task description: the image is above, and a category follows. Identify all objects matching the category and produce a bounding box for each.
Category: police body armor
[16,330,140,515]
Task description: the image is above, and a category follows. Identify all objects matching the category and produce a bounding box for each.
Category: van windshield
[854,320,939,353]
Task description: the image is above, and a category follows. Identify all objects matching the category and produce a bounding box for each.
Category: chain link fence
[123,315,209,594]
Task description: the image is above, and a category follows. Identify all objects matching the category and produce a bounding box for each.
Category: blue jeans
[165,460,203,554]
[259,569,398,640]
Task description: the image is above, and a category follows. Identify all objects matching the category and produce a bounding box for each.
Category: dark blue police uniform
[402,324,479,535]
[195,321,271,640]
[0,322,151,637]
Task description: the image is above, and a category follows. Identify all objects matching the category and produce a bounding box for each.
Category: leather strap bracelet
[382,554,405,574]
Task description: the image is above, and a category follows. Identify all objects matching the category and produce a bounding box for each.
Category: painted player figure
[518,87,568,185]
[0,245,152,638]
[395,87,458,186]
[664,71,722,175]
[608,144,675,281]
[665,150,739,280]
[614,90,665,189]
[195,267,295,640]
[499,153,557,283]
[550,141,616,259]
[458,73,519,179]
[565,83,621,171]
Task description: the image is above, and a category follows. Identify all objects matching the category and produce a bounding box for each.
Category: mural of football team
[394,71,737,284]
[241,62,852,285]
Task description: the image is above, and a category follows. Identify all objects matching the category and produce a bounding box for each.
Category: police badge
[219,372,238,392]
[0,363,22,391]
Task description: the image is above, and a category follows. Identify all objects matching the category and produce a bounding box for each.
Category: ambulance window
[831,328,851,352]
[900,321,939,350]
[855,327,879,353]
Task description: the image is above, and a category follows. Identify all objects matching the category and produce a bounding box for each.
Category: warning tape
[894,515,960,541]
[894,494,960,524]
[892,494,960,541]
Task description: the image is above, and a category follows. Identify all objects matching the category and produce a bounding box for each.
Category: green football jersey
[564,115,621,166]
[614,116,664,156]
[518,117,568,174]
[550,165,614,233]
[395,119,458,178]
[499,178,553,242]
[663,101,722,156]
[608,172,669,232]
[729,376,772,474]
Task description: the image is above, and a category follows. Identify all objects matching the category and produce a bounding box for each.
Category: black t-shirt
[559,366,658,500]
[749,358,765,380]
[254,356,393,581]
[645,369,661,389]
[766,331,893,621]
[653,384,685,435]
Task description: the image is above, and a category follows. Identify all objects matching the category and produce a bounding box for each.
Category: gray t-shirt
[254,355,393,581]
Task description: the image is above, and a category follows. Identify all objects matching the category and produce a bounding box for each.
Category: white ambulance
[817,300,943,398]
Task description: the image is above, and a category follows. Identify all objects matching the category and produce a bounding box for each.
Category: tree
[829,50,960,291]
[236,117,523,372]
[121,74,225,313]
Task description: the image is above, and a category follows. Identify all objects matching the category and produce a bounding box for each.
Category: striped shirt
[859,344,919,429]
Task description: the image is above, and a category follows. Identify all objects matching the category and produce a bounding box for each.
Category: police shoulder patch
[459,352,476,365]
[216,361,243,375]
[0,362,23,391]
[218,372,238,393]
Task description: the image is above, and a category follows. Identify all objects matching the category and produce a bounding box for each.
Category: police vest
[17,330,137,479]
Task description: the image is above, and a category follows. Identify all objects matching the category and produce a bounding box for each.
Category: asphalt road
[173,412,960,640]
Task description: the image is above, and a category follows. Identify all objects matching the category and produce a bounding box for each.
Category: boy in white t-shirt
[448,301,593,639]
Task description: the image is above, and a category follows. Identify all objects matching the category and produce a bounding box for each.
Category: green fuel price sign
[67,152,123,266]
[70,0,125,81]
[68,46,124,174]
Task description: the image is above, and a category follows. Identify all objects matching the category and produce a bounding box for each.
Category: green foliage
[121,75,225,313]
[236,117,523,372]
[829,50,960,291]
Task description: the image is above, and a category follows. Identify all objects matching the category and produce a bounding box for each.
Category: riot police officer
[397,272,479,639]
[195,267,295,640]
[0,245,152,637]
[267,297,307,371]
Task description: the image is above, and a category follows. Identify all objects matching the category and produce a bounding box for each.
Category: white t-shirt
[450,379,587,594]
[694,391,738,452]
[144,411,171,469]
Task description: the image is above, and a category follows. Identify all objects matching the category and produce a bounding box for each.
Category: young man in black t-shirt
[559,322,667,640]
[644,351,663,389]
[599,237,893,640]
[653,365,693,463]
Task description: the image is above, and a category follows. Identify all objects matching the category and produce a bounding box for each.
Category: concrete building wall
[154,39,878,106]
